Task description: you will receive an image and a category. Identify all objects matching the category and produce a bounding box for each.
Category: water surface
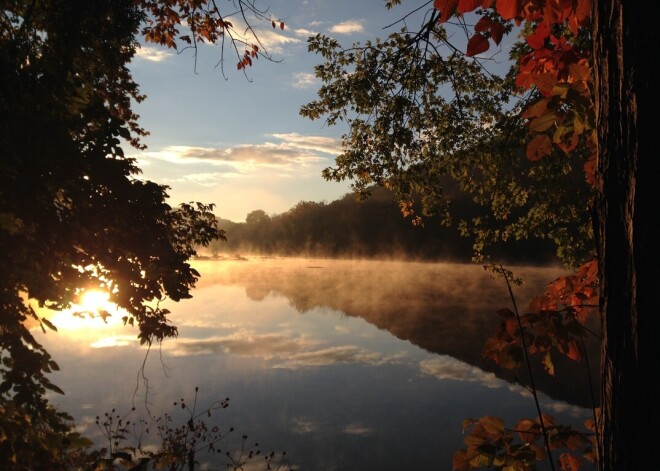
[37,257,598,470]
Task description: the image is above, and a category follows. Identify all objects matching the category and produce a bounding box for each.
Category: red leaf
[490,21,506,44]
[534,72,558,96]
[496,0,520,20]
[458,0,482,13]
[434,0,459,23]
[466,33,490,56]
[474,16,492,32]
[280,21,285,30]
[526,22,550,49]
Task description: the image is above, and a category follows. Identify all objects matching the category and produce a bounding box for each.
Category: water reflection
[35,257,597,470]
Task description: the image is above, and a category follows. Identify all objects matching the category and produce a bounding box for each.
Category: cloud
[142,134,340,171]
[329,20,365,35]
[268,133,342,155]
[249,28,302,54]
[162,171,244,187]
[292,72,318,89]
[134,45,173,62]
[216,20,301,55]
[294,28,317,38]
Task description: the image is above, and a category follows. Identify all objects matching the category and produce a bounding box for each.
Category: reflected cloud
[543,400,591,418]
[291,417,319,434]
[165,330,405,369]
[343,423,374,436]
[419,357,501,388]
[90,336,135,348]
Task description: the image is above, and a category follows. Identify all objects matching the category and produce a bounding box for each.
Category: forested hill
[206,187,557,264]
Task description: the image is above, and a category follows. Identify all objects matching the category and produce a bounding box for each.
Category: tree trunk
[593,1,660,469]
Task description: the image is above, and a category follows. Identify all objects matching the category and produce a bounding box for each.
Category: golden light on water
[47,289,123,331]
[31,289,140,349]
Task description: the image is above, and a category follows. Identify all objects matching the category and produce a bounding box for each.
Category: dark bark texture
[593,1,660,469]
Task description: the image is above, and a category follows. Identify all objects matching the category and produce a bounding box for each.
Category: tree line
[208,186,558,265]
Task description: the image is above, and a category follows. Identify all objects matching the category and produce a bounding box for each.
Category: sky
[126,0,414,222]
[128,0,503,223]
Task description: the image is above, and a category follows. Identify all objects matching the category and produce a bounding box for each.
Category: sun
[78,289,111,313]
[43,289,124,331]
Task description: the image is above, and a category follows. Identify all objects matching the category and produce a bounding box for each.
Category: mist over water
[36,257,598,470]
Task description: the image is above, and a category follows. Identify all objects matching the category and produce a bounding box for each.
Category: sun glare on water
[48,289,124,331]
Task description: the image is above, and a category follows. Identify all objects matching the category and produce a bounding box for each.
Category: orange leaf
[542,351,555,376]
[515,418,540,443]
[529,113,556,132]
[583,418,596,432]
[521,97,550,119]
[458,0,482,13]
[574,0,591,24]
[559,452,582,471]
[526,134,552,161]
[466,33,490,56]
[496,0,520,20]
[565,339,582,361]
[569,60,590,82]
[452,450,471,471]
[554,127,579,154]
[479,416,505,435]
[434,0,459,23]
[584,157,596,186]
[534,73,558,96]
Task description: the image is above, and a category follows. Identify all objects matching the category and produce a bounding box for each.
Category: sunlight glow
[47,289,124,331]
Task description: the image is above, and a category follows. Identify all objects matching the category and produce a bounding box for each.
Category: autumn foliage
[430,1,601,469]
[138,0,284,71]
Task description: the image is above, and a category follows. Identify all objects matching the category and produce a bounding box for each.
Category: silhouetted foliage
[1,0,235,466]
[210,186,558,264]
